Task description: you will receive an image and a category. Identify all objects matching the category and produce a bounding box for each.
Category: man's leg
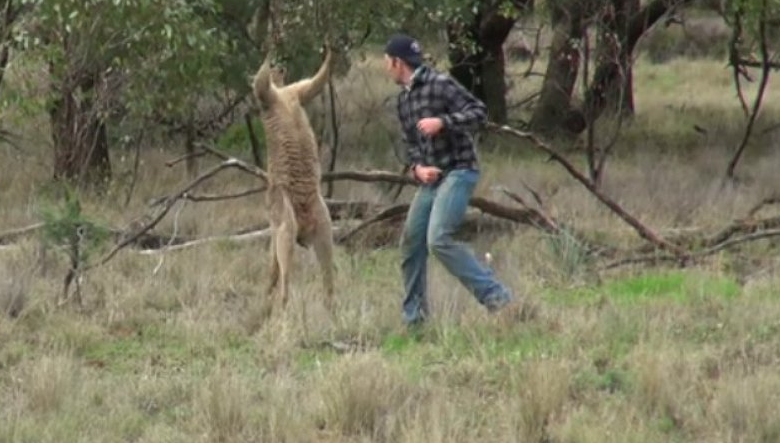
[427,169,512,310]
[400,186,435,324]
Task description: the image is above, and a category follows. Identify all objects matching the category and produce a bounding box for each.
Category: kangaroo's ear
[283,46,332,105]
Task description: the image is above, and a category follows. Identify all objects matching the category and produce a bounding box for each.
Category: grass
[2,37,780,442]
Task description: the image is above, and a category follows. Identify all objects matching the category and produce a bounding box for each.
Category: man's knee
[400,225,425,252]
[427,231,453,256]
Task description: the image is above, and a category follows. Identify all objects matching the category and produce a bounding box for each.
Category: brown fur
[252,48,334,308]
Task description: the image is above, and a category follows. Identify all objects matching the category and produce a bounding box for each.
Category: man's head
[384,33,423,85]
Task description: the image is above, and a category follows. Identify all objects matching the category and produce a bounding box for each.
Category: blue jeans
[400,168,513,324]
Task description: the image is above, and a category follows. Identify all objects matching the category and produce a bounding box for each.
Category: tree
[583,0,694,124]
[447,0,533,124]
[529,0,694,136]
[14,0,227,187]
[529,0,595,135]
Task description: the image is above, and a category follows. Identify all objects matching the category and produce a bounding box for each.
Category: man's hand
[417,117,444,137]
[413,165,442,184]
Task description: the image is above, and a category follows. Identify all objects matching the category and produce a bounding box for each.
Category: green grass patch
[381,323,564,369]
[80,324,256,374]
[547,271,740,305]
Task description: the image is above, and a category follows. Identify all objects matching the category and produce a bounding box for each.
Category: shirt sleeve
[438,76,488,132]
[398,94,423,166]
[403,130,423,166]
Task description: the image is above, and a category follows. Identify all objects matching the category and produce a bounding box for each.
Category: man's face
[384,54,403,85]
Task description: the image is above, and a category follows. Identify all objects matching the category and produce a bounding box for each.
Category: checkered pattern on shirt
[396,66,487,173]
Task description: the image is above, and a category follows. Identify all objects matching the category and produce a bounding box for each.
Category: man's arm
[398,95,424,169]
[438,76,488,132]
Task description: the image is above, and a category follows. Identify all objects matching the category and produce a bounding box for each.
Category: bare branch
[169,187,266,204]
[0,222,44,244]
[605,229,780,270]
[321,170,416,185]
[726,10,773,179]
[194,142,270,183]
[492,186,559,233]
[245,112,264,168]
[487,122,688,257]
[747,196,780,218]
[337,203,409,244]
[325,76,340,198]
[737,58,780,70]
[729,8,751,116]
[138,228,274,254]
[87,160,250,269]
[166,151,207,168]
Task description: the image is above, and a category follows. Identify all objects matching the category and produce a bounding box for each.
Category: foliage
[724,0,780,51]
[13,0,228,121]
[216,115,265,154]
[39,187,110,265]
[543,226,591,278]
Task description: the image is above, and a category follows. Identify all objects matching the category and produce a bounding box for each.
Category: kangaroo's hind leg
[267,187,298,309]
[311,196,335,308]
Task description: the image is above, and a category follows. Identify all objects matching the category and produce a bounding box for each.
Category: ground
[1,51,780,442]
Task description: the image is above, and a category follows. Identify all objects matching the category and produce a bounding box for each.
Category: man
[384,33,515,325]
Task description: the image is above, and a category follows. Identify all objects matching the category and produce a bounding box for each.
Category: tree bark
[599,0,639,115]
[447,0,531,124]
[529,2,586,135]
[584,0,692,123]
[50,94,111,186]
[49,62,111,187]
[0,0,19,93]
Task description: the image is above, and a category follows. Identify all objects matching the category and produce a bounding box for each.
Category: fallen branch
[487,122,688,258]
[491,186,559,233]
[469,196,557,232]
[140,223,360,255]
[747,196,780,218]
[604,228,780,270]
[151,187,266,206]
[166,151,207,168]
[194,142,270,183]
[337,203,410,244]
[87,160,251,269]
[321,170,416,185]
[704,214,780,249]
[702,228,780,256]
[0,222,44,244]
[138,227,274,254]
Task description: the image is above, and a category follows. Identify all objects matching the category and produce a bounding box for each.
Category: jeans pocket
[447,168,479,186]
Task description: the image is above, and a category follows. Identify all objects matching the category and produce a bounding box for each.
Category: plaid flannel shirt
[396,66,487,175]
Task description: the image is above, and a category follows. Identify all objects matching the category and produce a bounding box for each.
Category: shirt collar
[404,65,426,91]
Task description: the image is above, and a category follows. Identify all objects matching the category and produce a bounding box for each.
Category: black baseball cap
[384,33,423,67]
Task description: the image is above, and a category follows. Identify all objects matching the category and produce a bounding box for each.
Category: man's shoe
[491,295,538,323]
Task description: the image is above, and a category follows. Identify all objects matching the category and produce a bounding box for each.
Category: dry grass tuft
[316,352,419,440]
[18,354,80,414]
[195,366,249,442]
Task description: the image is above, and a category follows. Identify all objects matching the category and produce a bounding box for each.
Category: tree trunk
[584,0,693,123]
[50,70,111,187]
[529,4,585,135]
[0,0,18,92]
[447,1,530,124]
[599,0,639,115]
